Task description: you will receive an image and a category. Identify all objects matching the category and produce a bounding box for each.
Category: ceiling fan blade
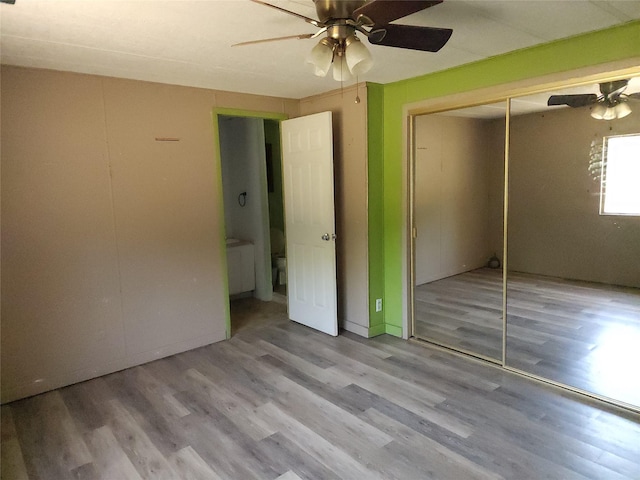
[250,0,323,27]
[368,24,452,52]
[547,94,598,108]
[353,0,443,26]
[232,33,314,47]
[625,92,640,100]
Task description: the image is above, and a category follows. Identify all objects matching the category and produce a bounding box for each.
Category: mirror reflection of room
[412,102,506,361]
[506,76,640,408]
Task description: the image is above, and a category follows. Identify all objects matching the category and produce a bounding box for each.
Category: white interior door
[281,112,337,336]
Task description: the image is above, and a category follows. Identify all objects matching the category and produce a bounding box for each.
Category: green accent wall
[367,83,385,337]
[374,21,640,336]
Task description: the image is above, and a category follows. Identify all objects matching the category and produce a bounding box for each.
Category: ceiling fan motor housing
[313,0,366,22]
[327,24,356,43]
[600,79,628,96]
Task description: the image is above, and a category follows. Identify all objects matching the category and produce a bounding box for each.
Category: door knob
[322,233,330,241]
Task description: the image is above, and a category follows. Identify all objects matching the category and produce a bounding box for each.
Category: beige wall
[300,85,370,336]
[486,118,506,264]
[2,67,127,403]
[508,105,640,288]
[1,66,298,402]
[414,114,500,285]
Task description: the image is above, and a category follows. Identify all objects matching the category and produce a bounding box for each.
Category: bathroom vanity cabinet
[226,240,255,295]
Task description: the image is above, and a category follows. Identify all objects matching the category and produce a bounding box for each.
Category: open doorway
[264,119,287,300]
[216,112,287,336]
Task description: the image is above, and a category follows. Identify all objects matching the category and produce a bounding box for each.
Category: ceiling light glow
[591,101,632,120]
[306,32,372,82]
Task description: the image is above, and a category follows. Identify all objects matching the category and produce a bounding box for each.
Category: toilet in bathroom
[270,228,286,287]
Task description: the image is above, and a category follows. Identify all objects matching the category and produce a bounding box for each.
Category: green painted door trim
[211,108,289,339]
[214,108,289,121]
[377,20,640,337]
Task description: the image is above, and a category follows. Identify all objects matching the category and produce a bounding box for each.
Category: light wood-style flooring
[2,298,640,479]
[414,268,640,407]
[506,271,640,407]
[414,268,504,360]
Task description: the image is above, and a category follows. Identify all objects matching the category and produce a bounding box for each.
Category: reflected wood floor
[414,269,640,407]
[2,298,640,479]
[506,271,640,407]
[414,268,504,360]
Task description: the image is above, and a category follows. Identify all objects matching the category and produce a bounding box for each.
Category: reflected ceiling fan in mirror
[234,0,453,81]
[547,80,640,120]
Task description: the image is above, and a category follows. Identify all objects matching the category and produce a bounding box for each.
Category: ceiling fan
[234,0,453,81]
[547,79,640,120]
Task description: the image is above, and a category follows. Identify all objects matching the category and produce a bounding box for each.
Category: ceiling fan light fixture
[332,52,353,82]
[590,103,608,120]
[613,101,632,119]
[345,35,373,76]
[591,101,632,120]
[306,38,336,77]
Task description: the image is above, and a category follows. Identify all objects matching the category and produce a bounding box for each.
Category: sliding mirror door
[506,76,640,408]
[412,103,506,361]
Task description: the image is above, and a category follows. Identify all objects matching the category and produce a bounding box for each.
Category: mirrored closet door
[505,76,640,408]
[412,102,506,362]
[411,73,640,411]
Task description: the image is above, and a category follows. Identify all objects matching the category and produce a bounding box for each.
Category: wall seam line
[100,78,129,358]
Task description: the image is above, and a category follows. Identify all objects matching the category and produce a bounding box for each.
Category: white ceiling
[1,0,639,99]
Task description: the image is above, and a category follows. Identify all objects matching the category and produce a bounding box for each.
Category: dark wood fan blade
[250,0,323,27]
[368,24,452,52]
[547,94,598,108]
[232,34,314,47]
[353,0,442,25]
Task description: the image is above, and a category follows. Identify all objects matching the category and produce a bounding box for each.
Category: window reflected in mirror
[412,102,506,362]
[506,76,640,408]
[600,133,640,215]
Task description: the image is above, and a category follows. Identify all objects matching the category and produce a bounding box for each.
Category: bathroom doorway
[264,119,287,301]
[215,110,287,336]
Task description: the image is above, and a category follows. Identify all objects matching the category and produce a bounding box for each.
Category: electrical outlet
[375,298,383,312]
